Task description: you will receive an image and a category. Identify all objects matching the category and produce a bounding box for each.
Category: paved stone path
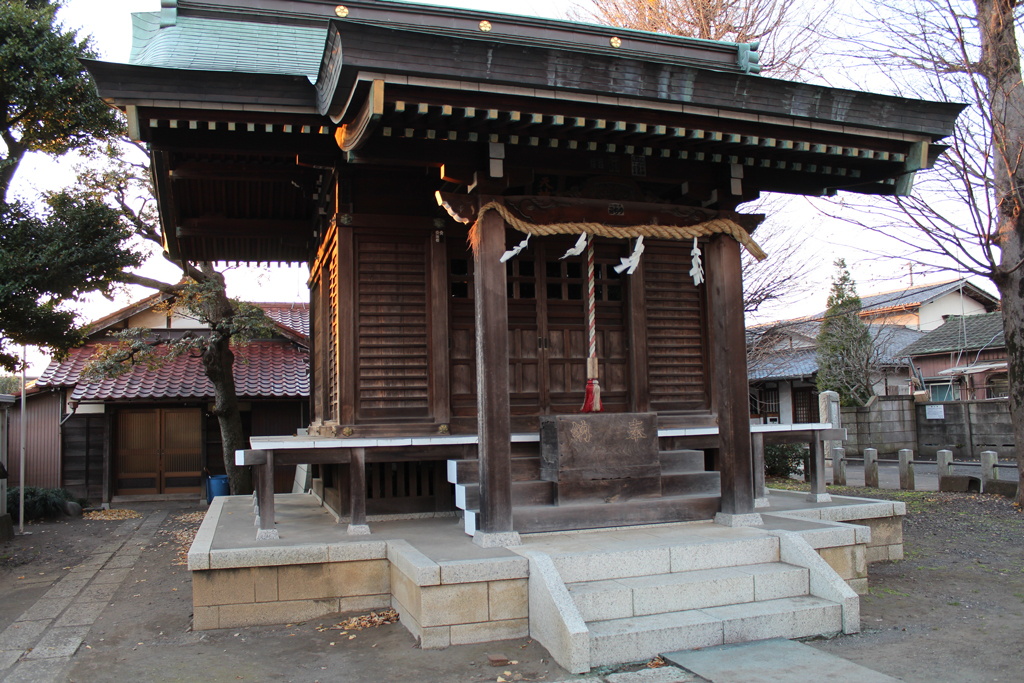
[0,511,168,682]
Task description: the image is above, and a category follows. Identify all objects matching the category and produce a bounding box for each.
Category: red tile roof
[259,303,310,338]
[37,341,308,401]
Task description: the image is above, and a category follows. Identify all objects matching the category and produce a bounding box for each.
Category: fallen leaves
[83,509,142,521]
[646,655,666,668]
[157,511,207,565]
[316,609,399,633]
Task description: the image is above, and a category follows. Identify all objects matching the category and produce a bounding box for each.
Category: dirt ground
[808,486,1024,683]
[0,489,1021,683]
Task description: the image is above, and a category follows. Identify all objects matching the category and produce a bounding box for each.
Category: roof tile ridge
[860,277,962,300]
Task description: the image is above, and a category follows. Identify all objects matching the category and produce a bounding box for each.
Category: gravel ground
[1,489,1021,682]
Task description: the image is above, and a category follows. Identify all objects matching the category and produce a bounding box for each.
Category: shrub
[6,487,79,522]
[764,444,806,478]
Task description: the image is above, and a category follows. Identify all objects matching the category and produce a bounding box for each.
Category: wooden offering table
[540,413,662,505]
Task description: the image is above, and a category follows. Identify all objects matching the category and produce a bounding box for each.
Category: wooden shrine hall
[86,0,963,546]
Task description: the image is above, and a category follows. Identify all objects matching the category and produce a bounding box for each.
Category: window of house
[928,382,961,401]
[793,388,817,423]
[986,373,1009,399]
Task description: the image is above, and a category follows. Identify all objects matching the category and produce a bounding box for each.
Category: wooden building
[85,0,962,541]
[30,296,310,504]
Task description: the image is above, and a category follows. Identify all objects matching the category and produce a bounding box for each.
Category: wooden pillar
[473,201,514,535]
[348,447,370,534]
[706,235,755,516]
[627,260,650,413]
[257,450,278,539]
[430,232,451,423]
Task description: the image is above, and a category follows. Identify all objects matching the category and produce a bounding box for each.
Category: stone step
[659,449,706,474]
[456,480,554,510]
[460,494,721,536]
[552,535,779,584]
[661,471,720,497]
[588,595,843,668]
[447,457,541,485]
[568,562,809,622]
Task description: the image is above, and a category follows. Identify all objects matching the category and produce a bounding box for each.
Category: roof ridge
[860,278,962,300]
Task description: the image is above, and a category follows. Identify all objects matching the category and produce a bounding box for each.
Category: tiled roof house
[9,298,310,503]
[902,312,1009,401]
[747,279,999,422]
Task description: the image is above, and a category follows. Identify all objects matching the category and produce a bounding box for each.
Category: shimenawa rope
[470,201,767,261]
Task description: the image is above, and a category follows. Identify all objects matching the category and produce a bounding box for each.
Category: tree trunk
[977,0,1024,505]
[193,266,253,495]
[0,134,27,201]
[203,329,252,495]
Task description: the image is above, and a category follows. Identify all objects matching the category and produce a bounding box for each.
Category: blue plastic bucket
[207,474,230,501]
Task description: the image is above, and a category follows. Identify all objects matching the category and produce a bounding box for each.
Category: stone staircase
[515,532,855,672]
[448,448,721,535]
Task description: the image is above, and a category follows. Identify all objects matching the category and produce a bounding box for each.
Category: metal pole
[19,345,26,535]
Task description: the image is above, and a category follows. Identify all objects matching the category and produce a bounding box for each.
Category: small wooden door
[447,231,629,417]
[116,408,202,494]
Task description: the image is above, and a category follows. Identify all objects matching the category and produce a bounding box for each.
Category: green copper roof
[129,11,325,81]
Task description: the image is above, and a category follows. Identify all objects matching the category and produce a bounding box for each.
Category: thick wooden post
[348,447,370,534]
[256,450,278,540]
[472,201,516,544]
[706,235,757,521]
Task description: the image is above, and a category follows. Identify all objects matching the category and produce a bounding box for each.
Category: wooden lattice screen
[355,233,431,420]
[644,241,711,411]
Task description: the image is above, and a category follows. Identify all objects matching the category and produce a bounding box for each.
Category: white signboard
[925,404,945,420]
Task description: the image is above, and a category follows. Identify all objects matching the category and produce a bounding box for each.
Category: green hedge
[6,487,83,522]
[764,444,806,478]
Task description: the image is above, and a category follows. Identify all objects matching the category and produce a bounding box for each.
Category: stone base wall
[851,516,904,564]
[193,560,391,630]
[817,545,868,595]
[191,537,530,648]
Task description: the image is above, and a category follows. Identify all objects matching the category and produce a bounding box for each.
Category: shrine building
[85,0,961,671]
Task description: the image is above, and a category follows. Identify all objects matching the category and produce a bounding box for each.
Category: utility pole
[19,345,26,535]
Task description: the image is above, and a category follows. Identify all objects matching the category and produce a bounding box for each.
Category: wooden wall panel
[644,240,711,411]
[61,414,105,502]
[355,232,431,419]
[5,392,63,489]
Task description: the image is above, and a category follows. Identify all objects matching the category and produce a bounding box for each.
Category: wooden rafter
[334,80,385,153]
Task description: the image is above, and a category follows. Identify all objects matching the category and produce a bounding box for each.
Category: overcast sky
[8,0,965,375]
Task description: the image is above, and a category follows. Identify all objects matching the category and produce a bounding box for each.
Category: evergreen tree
[0,0,130,371]
[816,259,874,406]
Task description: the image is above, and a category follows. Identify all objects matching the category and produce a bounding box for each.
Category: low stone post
[980,450,999,486]
[752,432,769,508]
[864,448,879,488]
[936,449,954,477]
[898,449,915,491]
[833,447,847,486]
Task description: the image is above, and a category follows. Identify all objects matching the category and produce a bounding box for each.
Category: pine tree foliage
[0,0,121,198]
[816,259,874,407]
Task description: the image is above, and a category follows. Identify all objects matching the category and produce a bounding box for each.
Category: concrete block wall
[917,400,1015,460]
[853,516,904,564]
[193,559,391,630]
[388,542,530,648]
[841,396,918,457]
[193,539,530,648]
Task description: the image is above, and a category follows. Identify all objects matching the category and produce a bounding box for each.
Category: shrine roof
[94,0,963,141]
[130,10,324,80]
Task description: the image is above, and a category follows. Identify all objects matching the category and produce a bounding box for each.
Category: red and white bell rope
[581,235,603,413]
